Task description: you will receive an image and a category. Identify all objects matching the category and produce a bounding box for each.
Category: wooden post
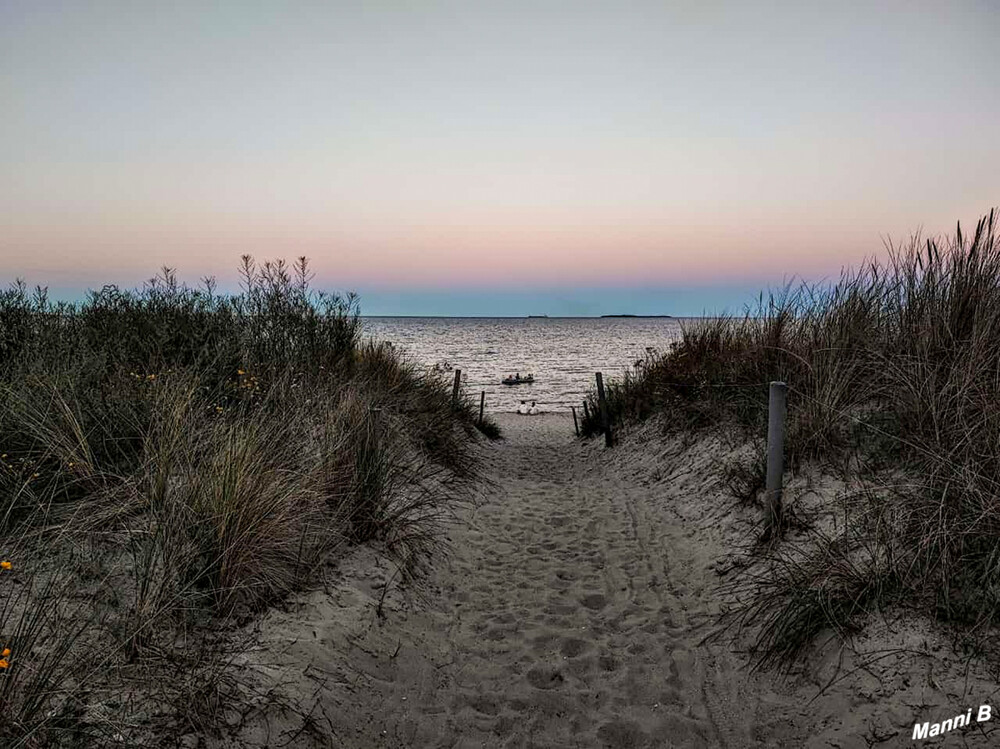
[571,406,579,436]
[765,381,787,535]
[595,372,613,447]
[478,390,485,425]
[452,369,462,407]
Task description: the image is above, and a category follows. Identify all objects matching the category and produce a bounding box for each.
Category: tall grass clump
[583,210,1000,668]
[0,256,489,745]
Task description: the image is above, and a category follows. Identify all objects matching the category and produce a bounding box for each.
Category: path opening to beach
[234,413,763,747]
[404,412,751,746]
[231,412,999,748]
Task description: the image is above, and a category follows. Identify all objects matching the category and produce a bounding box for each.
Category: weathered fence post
[478,390,485,425]
[595,372,613,448]
[765,381,787,535]
[452,369,462,407]
[571,405,579,437]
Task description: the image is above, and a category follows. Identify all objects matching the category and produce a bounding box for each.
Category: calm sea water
[361,317,688,413]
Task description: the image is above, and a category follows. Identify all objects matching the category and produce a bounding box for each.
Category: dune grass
[0,257,495,745]
[582,210,1000,669]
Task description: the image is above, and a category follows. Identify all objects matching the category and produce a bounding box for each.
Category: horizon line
[360,314,703,319]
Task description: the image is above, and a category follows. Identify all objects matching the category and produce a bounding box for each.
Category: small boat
[502,375,535,386]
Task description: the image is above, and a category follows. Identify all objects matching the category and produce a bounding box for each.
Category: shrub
[587,210,1000,667]
[0,257,488,743]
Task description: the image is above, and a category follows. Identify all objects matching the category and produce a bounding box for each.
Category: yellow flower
[215,406,223,413]
[237,369,245,375]
[1,648,9,657]
[1,561,11,570]
[0,659,8,669]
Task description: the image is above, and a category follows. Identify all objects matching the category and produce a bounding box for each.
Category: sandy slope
[215,414,1000,748]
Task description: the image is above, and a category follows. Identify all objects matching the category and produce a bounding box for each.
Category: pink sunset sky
[1,2,997,314]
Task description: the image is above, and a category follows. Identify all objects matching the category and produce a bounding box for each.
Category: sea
[361,317,689,413]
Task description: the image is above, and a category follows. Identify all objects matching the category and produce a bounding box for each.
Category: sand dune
[219,414,1000,748]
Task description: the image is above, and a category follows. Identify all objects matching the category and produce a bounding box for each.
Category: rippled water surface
[361,317,689,413]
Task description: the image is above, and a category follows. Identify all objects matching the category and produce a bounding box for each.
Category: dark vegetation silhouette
[582,210,1000,669]
[0,256,497,745]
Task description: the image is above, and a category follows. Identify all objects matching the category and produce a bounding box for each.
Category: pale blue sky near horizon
[2,1,998,315]
[353,284,768,317]
[28,279,774,317]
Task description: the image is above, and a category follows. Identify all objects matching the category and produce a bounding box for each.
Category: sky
[2,1,998,316]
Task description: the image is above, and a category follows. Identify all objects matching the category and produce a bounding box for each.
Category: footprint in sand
[599,653,619,672]
[596,719,648,748]
[466,695,501,716]
[581,593,608,610]
[526,664,565,689]
[559,637,589,657]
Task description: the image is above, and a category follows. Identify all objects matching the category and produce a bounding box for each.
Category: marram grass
[0,256,495,745]
[583,210,1000,669]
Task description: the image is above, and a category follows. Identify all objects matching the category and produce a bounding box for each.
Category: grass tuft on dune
[0,256,494,745]
[582,209,1000,670]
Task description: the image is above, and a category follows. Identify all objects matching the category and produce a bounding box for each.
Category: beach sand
[218,413,1000,748]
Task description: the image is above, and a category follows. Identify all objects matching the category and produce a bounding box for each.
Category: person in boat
[515,372,521,381]
[517,400,529,415]
[528,401,540,415]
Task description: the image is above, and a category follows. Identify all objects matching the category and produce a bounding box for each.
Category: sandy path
[224,414,1000,748]
[423,414,751,747]
[227,415,756,747]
